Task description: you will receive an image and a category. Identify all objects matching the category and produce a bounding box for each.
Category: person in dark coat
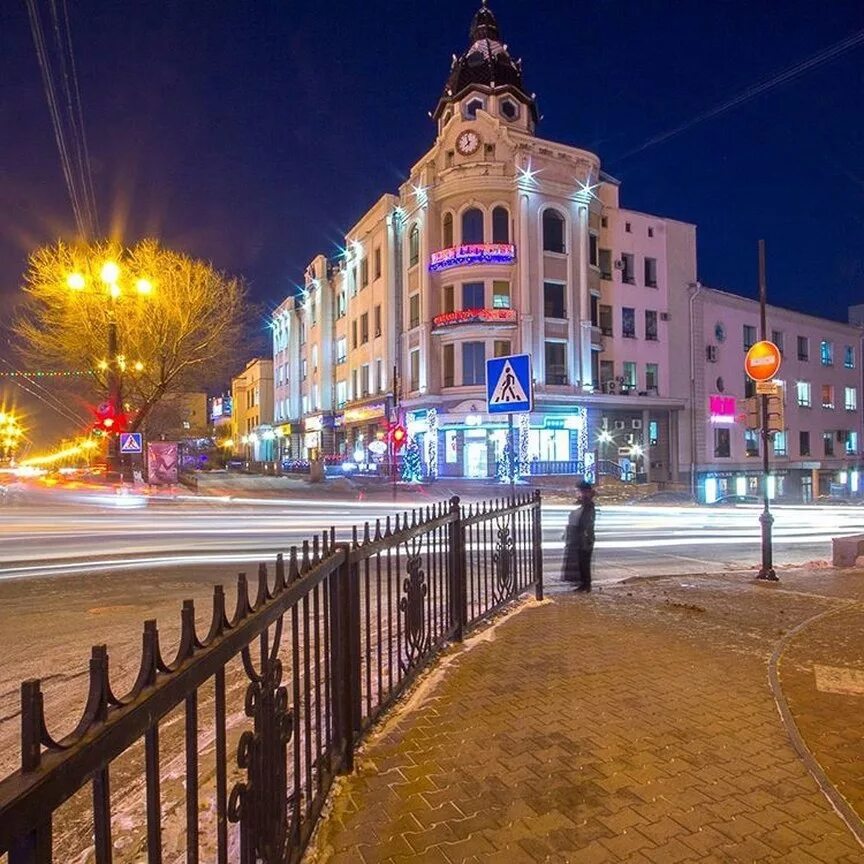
[561,481,597,592]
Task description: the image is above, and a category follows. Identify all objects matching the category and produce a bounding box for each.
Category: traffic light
[93,402,126,436]
[390,424,407,451]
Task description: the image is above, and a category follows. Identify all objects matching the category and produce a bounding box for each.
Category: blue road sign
[119,432,143,454]
[486,353,533,414]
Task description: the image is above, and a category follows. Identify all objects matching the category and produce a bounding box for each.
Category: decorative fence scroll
[0,492,542,864]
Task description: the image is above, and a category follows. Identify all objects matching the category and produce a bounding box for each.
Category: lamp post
[67,261,152,481]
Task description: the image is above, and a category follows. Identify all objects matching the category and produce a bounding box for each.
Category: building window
[360,312,369,344]
[745,429,760,457]
[360,258,369,289]
[443,344,454,388]
[846,387,857,411]
[588,233,599,267]
[622,307,636,339]
[492,206,509,243]
[442,213,454,248]
[621,253,635,284]
[625,221,632,233]
[409,224,420,267]
[374,304,382,336]
[822,384,834,409]
[462,341,486,386]
[375,359,384,393]
[311,300,317,325]
[543,282,566,319]
[409,350,420,391]
[796,381,811,407]
[622,362,637,390]
[823,431,835,457]
[351,369,358,400]
[351,319,358,350]
[771,329,784,352]
[349,268,357,297]
[494,339,511,358]
[443,284,455,314]
[847,431,858,455]
[300,320,307,345]
[714,428,731,458]
[301,358,307,380]
[591,295,599,327]
[743,325,757,350]
[600,360,614,391]
[648,226,654,238]
[492,280,511,309]
[845,345,855,369]
[361,364,370,397]
[464,97,484,119]
[336,337,347,364]
[599,304,613,336]
[797,336,809,361]
[601,216,608,228]
[773,430,787,456]
[463,282,484,309]
[336,380,347,407]
[820,340,833,366]
[374,246,382,280]
[336,290,346,318]
[500,99,518,120]
[599,248,612,280]
[409,294,420,328]
[744,378,755,398]
[644,257,658,288]
[462,208,484,244]
[645,363,659,392]
[311,344,318,372]
[545,341,567,385]
[799,430,810,456]
[645,310,658,341]
[542,209,565,253]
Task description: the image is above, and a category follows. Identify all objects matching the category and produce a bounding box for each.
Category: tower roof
[433,2,537,122]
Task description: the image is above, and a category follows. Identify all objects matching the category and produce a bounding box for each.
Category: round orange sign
[744,340,782,381]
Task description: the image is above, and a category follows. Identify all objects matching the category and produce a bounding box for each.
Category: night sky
[1,0,863,439]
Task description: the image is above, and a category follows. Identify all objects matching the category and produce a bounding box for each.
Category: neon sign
[432,308,517,329]
[709,395,736,424]
[429,243,516,272]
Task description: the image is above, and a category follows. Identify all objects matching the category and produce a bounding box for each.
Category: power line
[613,28,864,163]
[0,357,91,428]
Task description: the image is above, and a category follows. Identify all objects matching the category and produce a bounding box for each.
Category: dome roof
[433,2,537,122]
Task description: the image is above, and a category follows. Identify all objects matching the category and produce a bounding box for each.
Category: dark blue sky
[1,0,863,330]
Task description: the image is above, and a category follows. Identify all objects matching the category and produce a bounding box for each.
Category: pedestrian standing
[561,481,597,592]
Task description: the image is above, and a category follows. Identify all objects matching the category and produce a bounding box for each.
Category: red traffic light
[390,424,407,450]
[92,401,127,436]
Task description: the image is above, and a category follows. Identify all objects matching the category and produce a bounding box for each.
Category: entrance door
[464,441,488,478]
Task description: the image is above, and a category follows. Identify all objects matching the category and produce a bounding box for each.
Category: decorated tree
[401,437,424,482]
[497,439,516,484]
[14,239,251,430]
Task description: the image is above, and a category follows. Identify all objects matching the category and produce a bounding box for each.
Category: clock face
[456,130,480,156]
[714,322,726,343]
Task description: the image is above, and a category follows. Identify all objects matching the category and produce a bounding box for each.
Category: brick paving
[308,571,864,863]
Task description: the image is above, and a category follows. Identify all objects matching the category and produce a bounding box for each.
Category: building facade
[272,4,697,481]
[681,287,864,502]
[230,358,275,462]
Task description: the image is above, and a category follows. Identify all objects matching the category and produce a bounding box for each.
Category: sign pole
[508,412,515,503]
[757,239,778,581]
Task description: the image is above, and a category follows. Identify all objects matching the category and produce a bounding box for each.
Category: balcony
[429,243,516,273]
[431,308,518,331]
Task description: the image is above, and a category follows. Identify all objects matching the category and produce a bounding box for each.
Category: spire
[433,3,537,123]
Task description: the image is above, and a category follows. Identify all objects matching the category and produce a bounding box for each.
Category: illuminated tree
[14,239,251,431]
[401,438,424,483]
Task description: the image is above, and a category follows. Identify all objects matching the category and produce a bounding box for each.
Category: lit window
[822,384,834,409]
[845,387,857,411]
[492,281,510,309]
[844,345,855,369]
[796,381,811,407]
[821,340,833,366]
[773,430,787,456]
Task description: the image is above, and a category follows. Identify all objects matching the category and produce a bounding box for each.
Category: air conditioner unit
[706,345,718,362]
[616,375,626,383]
[614,260,625,270]
[660,312,670,321]
[604,380,616,394]
[632,419,643,429]
[614,420,625,430]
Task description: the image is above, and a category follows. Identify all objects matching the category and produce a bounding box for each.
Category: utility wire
[613,28,864,163]
[0,356,91,429]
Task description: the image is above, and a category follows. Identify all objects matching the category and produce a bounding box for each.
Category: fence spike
[352,524,359,547]
[301,540,311,572]
[385,515,392,536]
[256,563,269,607]
[426,505,431,522]
[374,518,382,540]
[207,584,227,642]
[363,521,371,543]
[288,546,301,583]
[330,525,336,548]
[394,512,401,532]
[275,553,286,592]
[234,573,250,623]
[19,679,44,772]
[82,645,110,727]
[322,530,329,554]
[177,599,199,662]
[312,535,321,564]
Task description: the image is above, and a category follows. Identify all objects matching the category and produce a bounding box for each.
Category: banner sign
[147,441,178,485]
[429,243,516,272]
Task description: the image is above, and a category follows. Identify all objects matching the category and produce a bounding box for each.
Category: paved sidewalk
[309,570,864,863]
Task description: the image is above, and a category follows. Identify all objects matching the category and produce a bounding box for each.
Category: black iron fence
[0,492,542,864]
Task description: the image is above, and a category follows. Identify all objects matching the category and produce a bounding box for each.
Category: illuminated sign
[343,403,386,424]
[432,308,517,329]
[429,243,516,272]
[211,396,232,419]
[304,415,324,432]
[709,395,737,424]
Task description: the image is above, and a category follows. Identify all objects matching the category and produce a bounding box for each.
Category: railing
[527,459,584,476]
[0,493,542,864]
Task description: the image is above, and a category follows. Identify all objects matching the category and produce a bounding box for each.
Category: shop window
[462,341,486,386]
[463,281,484,309]
[528,429,570,462]
[443,213,454,248]
[492,281,510,309]
[492,207,509,243]
[545,342,567,385]
[443,344,454,388]
[543,282,566,319]
[542,209,565,253]
[745,429,760,457]
[461,208,484,244]
[714,428,731,458]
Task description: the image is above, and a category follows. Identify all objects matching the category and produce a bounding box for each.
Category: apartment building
[230,358,274,462]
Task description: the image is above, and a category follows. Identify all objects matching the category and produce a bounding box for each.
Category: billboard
[211,396,233,420]
[147,441,178,485]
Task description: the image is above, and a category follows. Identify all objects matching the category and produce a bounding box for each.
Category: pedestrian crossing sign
[486,353,533,415]
[119,432,143,454]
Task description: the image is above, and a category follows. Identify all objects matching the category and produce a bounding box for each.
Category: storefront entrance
[464,439,488,478]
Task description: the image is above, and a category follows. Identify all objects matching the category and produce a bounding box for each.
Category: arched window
[542,209,566,254]
[492,206,509,244]
[461,208,484,244]
[408,223,420,267]
[442,213,454,248]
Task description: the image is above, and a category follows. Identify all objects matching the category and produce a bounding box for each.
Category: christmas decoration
[402,438,424,483]
[518,413,530,476]
[426,408,438,479]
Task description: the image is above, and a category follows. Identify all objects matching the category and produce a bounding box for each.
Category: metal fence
[0,492,542,864]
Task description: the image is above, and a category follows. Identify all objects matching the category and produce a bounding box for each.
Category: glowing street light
[135,278,153,295]
[100,261,120,285]
[66,272,86,290]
